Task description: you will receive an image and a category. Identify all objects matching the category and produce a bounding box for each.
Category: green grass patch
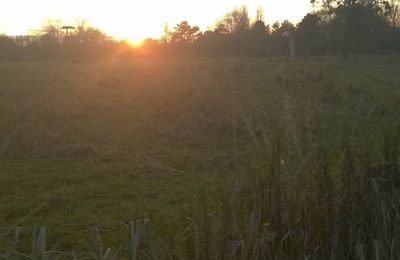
[0,56,399,259]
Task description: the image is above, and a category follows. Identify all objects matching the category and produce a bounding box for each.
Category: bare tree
[255,6,265,22]
[41,19,63,43]
[162,22,172,43]
[217,6,250,35]
[386,0,400,26]
[72,20,109,45]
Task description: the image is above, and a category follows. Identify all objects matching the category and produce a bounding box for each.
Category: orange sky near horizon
[0,0,311,43]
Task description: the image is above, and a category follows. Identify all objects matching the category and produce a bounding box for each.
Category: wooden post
[290,35,295,58]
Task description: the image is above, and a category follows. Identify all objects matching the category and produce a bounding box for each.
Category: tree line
[0,20,129,60]
[1,0,400,60]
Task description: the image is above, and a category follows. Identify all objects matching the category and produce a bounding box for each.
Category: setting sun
[126,38,145,48]
[0,0,310,40]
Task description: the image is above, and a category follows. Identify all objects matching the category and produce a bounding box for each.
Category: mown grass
[0,56,399,259]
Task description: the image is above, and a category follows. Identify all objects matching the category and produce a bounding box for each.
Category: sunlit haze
[0,0,310,43]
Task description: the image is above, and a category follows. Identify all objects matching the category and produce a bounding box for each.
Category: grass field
[0,56,400,259]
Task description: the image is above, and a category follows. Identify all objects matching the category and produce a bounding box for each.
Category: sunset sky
[0,0,311,43]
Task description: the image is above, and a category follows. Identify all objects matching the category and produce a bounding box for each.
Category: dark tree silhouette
[170,21,200,43]
[310,0,393,54]
[297,14,326,54]
[250,7,269,56]
[270,20,296,56]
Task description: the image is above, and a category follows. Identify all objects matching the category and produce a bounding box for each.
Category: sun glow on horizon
[125,38,145,48]
[0,0,311,41]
